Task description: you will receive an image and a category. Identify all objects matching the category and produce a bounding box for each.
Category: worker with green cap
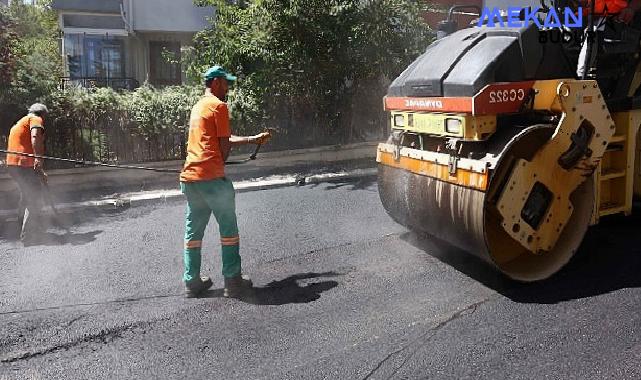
[179,65,271,298]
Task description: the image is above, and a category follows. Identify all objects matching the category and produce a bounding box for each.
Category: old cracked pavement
[1,178,641,379]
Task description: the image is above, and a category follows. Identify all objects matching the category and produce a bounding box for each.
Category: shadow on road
[0,215,102,246]
[0,200,165,245]
[402,211,641,304]
[202,272,340,305]
[21,230,103,247]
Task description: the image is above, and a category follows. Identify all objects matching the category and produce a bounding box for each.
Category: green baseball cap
[203,66,237,82]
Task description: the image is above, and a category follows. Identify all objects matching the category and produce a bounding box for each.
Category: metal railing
[1,117,187,171]
[41,119,187,169]
[60,77,140,91]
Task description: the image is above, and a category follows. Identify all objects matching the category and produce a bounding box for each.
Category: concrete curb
[0,168,378,219]
[0,141,379,211]
[0,141,378,177]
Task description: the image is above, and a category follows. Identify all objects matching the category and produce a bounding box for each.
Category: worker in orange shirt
[577,0,641,77]
[180,66,271,298]
[5,103,49,243]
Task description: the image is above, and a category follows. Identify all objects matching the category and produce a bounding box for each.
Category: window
[149,41,181,86]
[64,33,125,79]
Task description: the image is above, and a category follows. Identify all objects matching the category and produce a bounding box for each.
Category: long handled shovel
[37,171,70,233]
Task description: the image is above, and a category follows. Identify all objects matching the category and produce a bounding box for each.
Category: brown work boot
[185,276,213,298]
[224,274,253,299]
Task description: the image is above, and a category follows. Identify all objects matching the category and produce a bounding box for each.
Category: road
[1,176,641,379]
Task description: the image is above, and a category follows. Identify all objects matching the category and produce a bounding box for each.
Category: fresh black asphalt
[1,177,640,379]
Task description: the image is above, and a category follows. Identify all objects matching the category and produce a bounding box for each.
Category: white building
[52,0,214,89]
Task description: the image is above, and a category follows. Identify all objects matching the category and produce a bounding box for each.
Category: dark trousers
[7,166,45,239]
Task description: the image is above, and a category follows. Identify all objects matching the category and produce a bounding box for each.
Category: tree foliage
[44,85,202,138]
[2,0,433,162]
[190,0,431,144]
[0,9,19,104]
[35,85,203,164]
[0,0,62,123]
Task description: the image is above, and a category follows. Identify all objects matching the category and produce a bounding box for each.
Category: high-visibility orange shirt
[6,115,44,168]
[180,95,232,182]
[584,0,628,14]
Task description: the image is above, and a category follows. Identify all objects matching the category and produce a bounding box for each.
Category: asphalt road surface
[1,177,640,379]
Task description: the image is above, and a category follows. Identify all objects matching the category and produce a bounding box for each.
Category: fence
[60,77,140,92]
[46,121,186,168]
[0,77,390,170]
[1,114,187,170]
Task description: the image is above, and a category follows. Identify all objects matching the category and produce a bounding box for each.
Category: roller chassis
[378,79,641,281]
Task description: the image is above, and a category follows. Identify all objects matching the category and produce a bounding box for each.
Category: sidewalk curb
[0,141,379,177]
[0,141,379,211]
[0,168,378,219]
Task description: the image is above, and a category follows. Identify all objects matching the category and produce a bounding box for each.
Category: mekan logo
[478,7,583,28]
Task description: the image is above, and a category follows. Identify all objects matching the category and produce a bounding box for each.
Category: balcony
[51,0,123,14]
[60,77,139,91]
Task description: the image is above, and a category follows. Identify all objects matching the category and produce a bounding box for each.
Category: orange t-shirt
[180,95,232,182]
[6,115,44,168]
[583,0,628,14]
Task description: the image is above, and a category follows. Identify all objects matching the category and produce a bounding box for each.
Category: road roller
[377,6,641,281]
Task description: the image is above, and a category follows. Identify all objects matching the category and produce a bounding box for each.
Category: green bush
[38,85,202,163]
[44,85,201,136]
[3,0,433,162]
[190,0,432,145]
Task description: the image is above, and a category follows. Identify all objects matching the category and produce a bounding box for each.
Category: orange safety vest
[6,115,44,168]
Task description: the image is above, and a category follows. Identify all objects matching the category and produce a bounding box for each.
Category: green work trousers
[180,178,241,282]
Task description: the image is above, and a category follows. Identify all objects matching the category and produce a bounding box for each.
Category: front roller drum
[378,127,595,282]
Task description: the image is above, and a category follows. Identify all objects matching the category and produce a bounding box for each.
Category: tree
[7,0,62,105]
[190,0,431,145]
[0,0,62,124]
[0,9,18,105]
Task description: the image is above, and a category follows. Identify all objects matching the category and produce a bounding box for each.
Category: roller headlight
[394,114,405,127]
[445,118,462,134]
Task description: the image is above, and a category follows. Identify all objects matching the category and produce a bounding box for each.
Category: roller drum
[378,126,595,282]
[378,165,487,255]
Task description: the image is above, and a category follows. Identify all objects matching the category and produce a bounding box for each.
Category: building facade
[52,0,213,89]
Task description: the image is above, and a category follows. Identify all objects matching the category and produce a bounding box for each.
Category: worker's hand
[34,158,48,183]
[34,158,44,172]
[253,131,272,145]
[617,7,635,24]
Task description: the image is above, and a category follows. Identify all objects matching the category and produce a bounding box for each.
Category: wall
[53,0,213,85]
[127,31,195,85]
[131,0,213,33]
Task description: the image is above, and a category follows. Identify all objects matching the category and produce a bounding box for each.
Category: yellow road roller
[377,18,641,281]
